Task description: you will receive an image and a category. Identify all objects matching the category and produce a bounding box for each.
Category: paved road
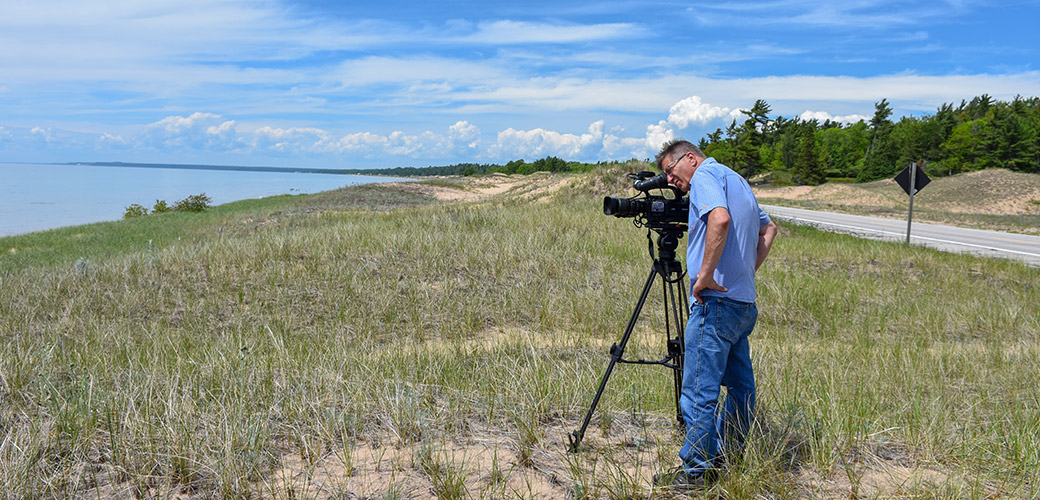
[762,204,1040,267]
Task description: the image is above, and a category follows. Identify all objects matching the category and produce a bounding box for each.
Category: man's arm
[692,207,730,303]
[755,220,778,271]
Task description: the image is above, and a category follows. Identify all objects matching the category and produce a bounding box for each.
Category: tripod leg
[569,267,658,452]
[666,275,688,428]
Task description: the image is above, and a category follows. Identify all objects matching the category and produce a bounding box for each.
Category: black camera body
[603,171,689,232]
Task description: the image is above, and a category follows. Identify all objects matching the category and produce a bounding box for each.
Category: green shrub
[172,193,212,212]
[152,199,171,213]
[123,204,148,218]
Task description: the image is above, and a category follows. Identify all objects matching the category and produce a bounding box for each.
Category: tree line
[351,94,1038,185]
[342,156,613,177]
[699,95,1040,184]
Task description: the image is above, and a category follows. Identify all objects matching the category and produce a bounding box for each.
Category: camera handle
[568,228,689,453]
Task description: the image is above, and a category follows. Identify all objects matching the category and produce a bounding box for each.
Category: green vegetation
[122,203,148,219]
[1,170,1038,498]
[700,95,1040,183]
[124,193,213,219]
[171,193,212,212]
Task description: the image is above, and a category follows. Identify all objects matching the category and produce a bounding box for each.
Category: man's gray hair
[655,139,704,169]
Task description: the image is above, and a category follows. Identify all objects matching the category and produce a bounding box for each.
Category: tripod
[569,227,689,452]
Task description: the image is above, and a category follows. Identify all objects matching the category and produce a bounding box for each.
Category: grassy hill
[1,166,1038,498]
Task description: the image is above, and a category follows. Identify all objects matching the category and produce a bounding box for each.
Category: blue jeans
[679,296,758,476]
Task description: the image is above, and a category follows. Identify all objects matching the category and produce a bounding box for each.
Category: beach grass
[1,170,1038,498]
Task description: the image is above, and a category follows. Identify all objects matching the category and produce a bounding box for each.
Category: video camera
[603,171,688,232]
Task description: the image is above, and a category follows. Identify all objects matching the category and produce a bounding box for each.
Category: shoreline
[56,161,398,177]
[0,163,412,238]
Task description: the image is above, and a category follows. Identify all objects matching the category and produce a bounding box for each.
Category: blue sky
[2,0,1038,169]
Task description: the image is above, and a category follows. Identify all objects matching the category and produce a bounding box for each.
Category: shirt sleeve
[690,167,727,223]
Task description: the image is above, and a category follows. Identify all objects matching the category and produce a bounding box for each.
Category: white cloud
[329,132,389,155]
[667,96,733,128]
[382,131,422,156]
[99,133,128,146]
[644,122,675,154]
[31,127,54,142]
[459,20,642,44]
[372,121,484,158]
[488,121,605,159]
[251,126,332,153]
[601,134,651,160]
[447,121,481,150]
[692,1,968,28]
[127,116,486,160]
[799,110,870,123]
[636,96,740,154]
[143,112,241,150]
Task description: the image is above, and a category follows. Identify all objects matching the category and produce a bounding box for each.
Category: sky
[2,0,1039,169]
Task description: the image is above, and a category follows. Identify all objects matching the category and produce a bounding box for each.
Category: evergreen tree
[704,135,736,166]
[1028,97,1040,172]
[892,116,930,171]
[993,97,1038,172]
[857,99,900,181]
[793,122,825,185]
[782,119,803,171]
[962,94,994,120]
[732,99,772,177]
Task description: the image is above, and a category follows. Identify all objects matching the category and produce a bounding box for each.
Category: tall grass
[1,174,1038,498]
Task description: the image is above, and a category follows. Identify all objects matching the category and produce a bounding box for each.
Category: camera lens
[603,196,644,217]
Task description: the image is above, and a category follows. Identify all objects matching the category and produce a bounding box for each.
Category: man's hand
[692,273,727,304]
[756,220,778,271]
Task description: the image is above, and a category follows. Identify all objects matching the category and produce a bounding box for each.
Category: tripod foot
[567,430,583,453]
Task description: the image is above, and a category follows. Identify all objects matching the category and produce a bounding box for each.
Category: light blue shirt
[686,158,771,303]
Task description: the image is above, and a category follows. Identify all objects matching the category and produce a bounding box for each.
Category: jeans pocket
[714,299,757,343]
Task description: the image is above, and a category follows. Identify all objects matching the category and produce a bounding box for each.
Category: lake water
[0,163,404,237]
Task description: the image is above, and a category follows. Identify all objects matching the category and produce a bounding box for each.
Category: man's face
[663,152,697,192]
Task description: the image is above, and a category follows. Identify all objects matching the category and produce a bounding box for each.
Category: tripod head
[649,225,687,280]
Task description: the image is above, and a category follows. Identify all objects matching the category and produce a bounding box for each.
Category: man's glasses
[663,152,686,177]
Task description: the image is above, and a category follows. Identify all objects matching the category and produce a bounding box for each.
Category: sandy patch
[258,429,1005,500]
[394,181,482,202]
[754,182,897,209]
[394,173,576,204]
[758,185,814,199]
[263,423,670,500]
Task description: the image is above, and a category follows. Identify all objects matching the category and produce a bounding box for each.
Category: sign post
[894,162,931,245]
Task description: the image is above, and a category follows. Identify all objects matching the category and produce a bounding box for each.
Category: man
[654,139,778,487]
